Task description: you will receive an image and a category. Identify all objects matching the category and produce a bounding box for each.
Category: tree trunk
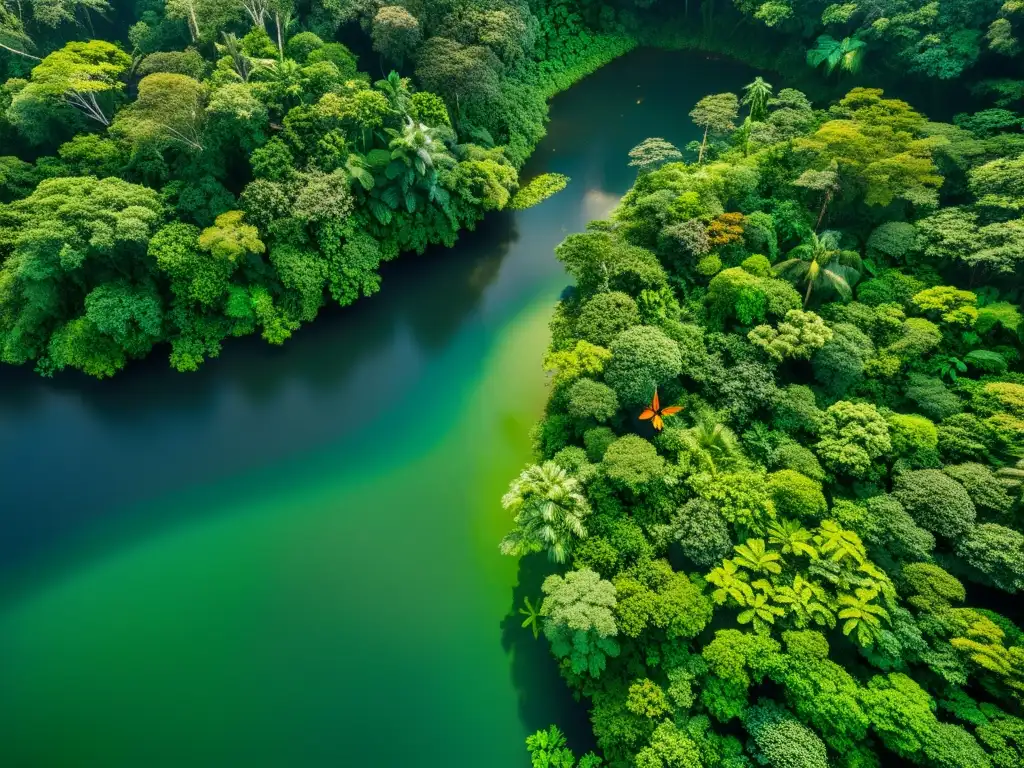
[804,280,813,307]
[188,5,200,42]
[0,41,40,61]
[816,189,831,230]
[275,13,284,60]
[698,125,708,164]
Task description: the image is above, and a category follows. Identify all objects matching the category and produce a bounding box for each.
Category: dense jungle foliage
[5,0,1024,376]
[506,71,1024,768]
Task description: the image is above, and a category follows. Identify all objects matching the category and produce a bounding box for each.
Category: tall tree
[742,76,773,121]
[689,92,739,164]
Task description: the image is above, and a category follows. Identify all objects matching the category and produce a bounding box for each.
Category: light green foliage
[603,326,682,406]
[912,286,979,327]
[614,558,712,641]
[112,73,207,153]
[541,568,620,678]
[501,462,590,564]
[749,309,833,362]
[602,435,666,494]
[628,138,683,173]
[567,378,619,424]
[887,413,939,466]
[9,40,130,132]
[575,292,640,348]
[0,176,162,374]
[625,679,670,719]
[766,470,827,522]
[634,720,702,768]
[509,173,570,210]
[815,401,891,478]
[690,93,739,163]
[744,700,828,768]
[691,470,776,532]
[543,341,612,386]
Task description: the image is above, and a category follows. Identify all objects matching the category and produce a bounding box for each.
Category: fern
[965,349,1009,373]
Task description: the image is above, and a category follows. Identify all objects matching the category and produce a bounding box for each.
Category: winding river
[0,50,761,767]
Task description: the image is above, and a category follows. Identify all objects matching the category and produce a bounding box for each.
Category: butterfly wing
[639,409,655,421]
[651,389,660,412]
[661,406,684,416]
[652,414,664,431]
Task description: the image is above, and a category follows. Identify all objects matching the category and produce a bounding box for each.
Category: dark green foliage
[673,499,732,568]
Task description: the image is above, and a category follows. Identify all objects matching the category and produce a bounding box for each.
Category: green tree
[627,138,683,173]
[9,40,130,128]
[742,77,773,121]
[814,400,891,478]
[501,462,590,564]
[689,92,739,164]
[371,6,421,67]
[603,325,682,406]
[773,230,861,306]
[749,309,833,361]
[893,469,977,540]
[112,73,208,154]
[541,568,620,678]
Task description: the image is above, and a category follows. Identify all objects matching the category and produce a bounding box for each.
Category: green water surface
[0,49,761,767]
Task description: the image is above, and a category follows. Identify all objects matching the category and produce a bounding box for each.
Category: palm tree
[742,77,773,121]
[767,519,818,559]
[257,57,305,109]
[707,559,754,606]
[814,520,866,566]
[733,539,784,576]
[772,574,834,629]
[807,35,867,77]
[837,587,889,646]
[680,415,741,475]
[518,596,544,639]
[773,230,862,306]
[217,32,256,82]
[375,71,412,117]
[500,462,590,564]
[375,119,456,214]
[737,583,785,632]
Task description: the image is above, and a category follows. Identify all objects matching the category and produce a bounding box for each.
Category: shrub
[567,378,620,423]
[602,435,666,493]
[576,291,641,347]
[767,469,828,521]
[815,401,892,478]
[893,470,976,539]
[604,326,683,406]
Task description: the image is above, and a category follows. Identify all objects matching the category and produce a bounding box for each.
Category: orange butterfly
[639,389,683,431]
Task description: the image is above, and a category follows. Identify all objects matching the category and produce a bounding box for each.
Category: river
[0,49,761,767]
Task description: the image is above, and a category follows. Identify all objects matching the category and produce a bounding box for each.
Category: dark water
[0,49,762,767]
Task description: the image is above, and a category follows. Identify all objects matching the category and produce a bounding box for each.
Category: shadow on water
[0,209,520,585]
[502,554,597,756]
[0,210,518,417]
